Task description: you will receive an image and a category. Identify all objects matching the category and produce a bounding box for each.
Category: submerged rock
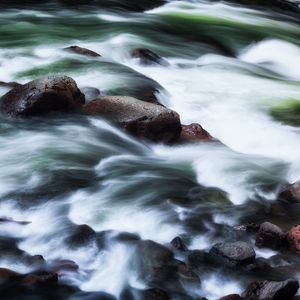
[287,225,300,254]
[132,240,177,283]
[255,222,287,250]
[83,96,181,143]
[64,45,101,57]
[66,224,96,247]
[209,241,256,267]
[242,279,299,300]
[179,123,213,143]
[278,180,300,203]
[0,76,85,117]
[131,48,170,66]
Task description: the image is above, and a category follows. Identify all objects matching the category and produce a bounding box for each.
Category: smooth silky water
[0,1,300,299]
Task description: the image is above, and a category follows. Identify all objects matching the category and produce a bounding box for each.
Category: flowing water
[1,1,300,299]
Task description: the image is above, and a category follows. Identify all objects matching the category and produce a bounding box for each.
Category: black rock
[131,48,169,66]
[64,46,101,57]
[0,76,85,117]
[209,241,256,267]
[242,279,299,300]
[255,222,287,250]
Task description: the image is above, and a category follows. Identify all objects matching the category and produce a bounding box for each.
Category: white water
[0,1,300,299]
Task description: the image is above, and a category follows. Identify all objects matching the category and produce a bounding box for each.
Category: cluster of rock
[1,215,299,299]
[0,46,215,145]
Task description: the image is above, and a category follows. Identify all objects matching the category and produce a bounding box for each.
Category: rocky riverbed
[0,1,300,299]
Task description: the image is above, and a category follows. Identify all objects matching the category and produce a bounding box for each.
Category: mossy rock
[270,99,300,126]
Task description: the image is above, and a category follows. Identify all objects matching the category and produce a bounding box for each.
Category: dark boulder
[209,241,256,267]
[179,123,213,143]
[0,81,22,89]
[255,222,287,250]
[64,46,101,57]
[278,181,300,203]
[131,48,169,66]
[242,279,299,300]
[66,224,96,247]
[0,76,85,117]
[218,295,242,300]
[287,225,300,254]
[83,96,181,143]
[170,236,188,252]
[141,288,170,300]
[131,240,177,284]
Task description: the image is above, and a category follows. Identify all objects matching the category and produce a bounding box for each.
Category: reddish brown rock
[84,96,181,143]
[287,225,300,254]
[0,76,85,117]
[278,181,300,203]
[180,123,213,143]
[64,45,101,57]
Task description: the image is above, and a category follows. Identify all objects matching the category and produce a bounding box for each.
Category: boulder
[287,225,300,254]
[218,295,242,300]
[179,123,213,143]
[83,96,181,143]
[131,48,169,66]
[242,279,299,300]
[131,240,177,284]
[170,236,188,251]
[255,222,287,250]
[209,241,256,267]
[0,81,22,89]
[66,224,96,247]
[141,288,170,300]
[278,181,300,203]
[64,46,101,57]
[0,76,85,117]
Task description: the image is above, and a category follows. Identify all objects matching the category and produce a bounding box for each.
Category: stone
[255,222,287,250]
[131,48,169,66]
[180,123,213,143]
[209,241,256,267]
[287,225,300,254]
[242,279,299,300]
[83,96,181,143]
[0,76,85,117]
[64,45,101,57]
[278,181,300,203]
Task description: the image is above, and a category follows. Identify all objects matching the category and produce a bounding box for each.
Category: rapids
[0,1,300,299]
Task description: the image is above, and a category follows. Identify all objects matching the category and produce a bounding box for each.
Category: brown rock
[255,222,287,250]
[287,225,300,254]
[64,45,101,57]
[278,181,300,203]
[0,268,20,284]
[84,96,181,143]
[180,123,213,143]
[0,76,85,117]
[131,48,169,66]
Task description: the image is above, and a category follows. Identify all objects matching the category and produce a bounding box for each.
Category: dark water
[0,1,300,299]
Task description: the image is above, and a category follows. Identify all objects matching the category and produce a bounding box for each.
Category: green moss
[270,99,300,126]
